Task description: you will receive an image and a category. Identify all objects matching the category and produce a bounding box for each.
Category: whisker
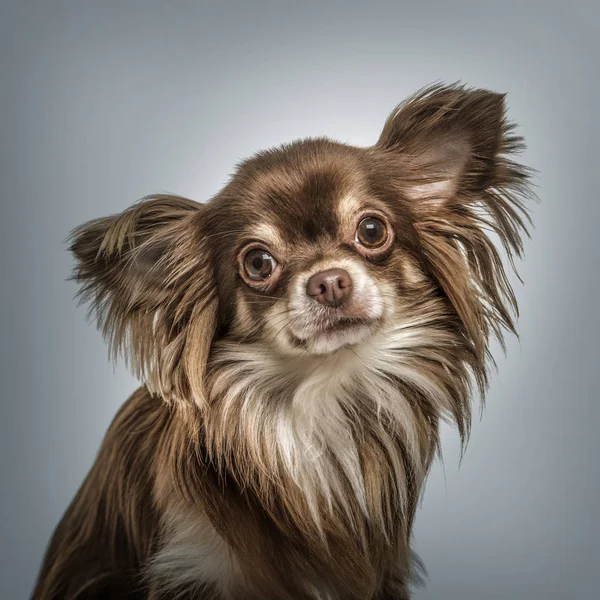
[269,317,293,342]
[306,353,331,378]
[348,346,373,371]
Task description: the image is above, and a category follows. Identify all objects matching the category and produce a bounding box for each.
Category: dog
[32,83,534,599]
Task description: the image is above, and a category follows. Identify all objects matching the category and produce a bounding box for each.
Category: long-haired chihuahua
[33,83,534,600]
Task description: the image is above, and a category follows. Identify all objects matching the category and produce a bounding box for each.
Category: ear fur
[376,83,535,383]
[69,194,218,408]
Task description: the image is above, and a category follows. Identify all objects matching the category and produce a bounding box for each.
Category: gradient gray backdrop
[1,1,598,598]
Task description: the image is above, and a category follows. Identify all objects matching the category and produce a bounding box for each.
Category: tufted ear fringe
[68,194,219,409]
[376,83,536,379]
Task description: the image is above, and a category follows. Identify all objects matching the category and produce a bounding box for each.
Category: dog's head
[70,84,531,415]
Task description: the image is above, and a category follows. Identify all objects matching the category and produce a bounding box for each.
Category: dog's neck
[204,317,469,535]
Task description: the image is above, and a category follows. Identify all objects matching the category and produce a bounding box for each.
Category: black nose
[306,268,353,307]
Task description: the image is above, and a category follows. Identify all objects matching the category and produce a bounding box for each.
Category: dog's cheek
[263,300,293,344]
[229,292,256,337]
[376,249,429,295]
[226,283,291,347]
[401,255,428,287]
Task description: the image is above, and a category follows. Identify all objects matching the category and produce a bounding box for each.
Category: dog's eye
[356,217,388,248]
[243,248,278,281]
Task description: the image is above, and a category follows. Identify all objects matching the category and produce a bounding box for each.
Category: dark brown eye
[243,248,278,281]
[356,217,388,248]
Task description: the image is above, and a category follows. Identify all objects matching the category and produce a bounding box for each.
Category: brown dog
[32,83,534,599]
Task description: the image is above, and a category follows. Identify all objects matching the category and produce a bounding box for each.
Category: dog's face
[207,142,429,358]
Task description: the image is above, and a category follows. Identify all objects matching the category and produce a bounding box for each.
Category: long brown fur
[32,83,535,599]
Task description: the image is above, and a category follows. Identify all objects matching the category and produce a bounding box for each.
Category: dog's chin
[297,319,378,355]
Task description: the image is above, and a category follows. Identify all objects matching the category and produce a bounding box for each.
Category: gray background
[1,1,598,598]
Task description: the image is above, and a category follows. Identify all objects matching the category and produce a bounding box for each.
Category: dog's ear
[375,84,534,380]
[69,194,218,408]
[376,83,527,208]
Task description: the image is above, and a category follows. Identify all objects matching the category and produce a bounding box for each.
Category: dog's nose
[306,268,353,307]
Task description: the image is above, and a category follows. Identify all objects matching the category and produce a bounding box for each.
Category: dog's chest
[149,509,241,598]
[150,341,432,598]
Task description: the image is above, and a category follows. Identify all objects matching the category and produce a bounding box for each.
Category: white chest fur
[149,507,241,598]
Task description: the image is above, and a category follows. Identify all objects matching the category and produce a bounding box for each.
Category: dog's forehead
[270,167,344,241]
[237,147,367,244]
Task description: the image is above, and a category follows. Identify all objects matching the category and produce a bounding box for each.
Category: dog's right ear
[69,194,218,408]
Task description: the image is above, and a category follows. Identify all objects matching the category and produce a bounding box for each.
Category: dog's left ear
[69,195,218,408]
[375,84,533,373]
[375,83,525,208]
